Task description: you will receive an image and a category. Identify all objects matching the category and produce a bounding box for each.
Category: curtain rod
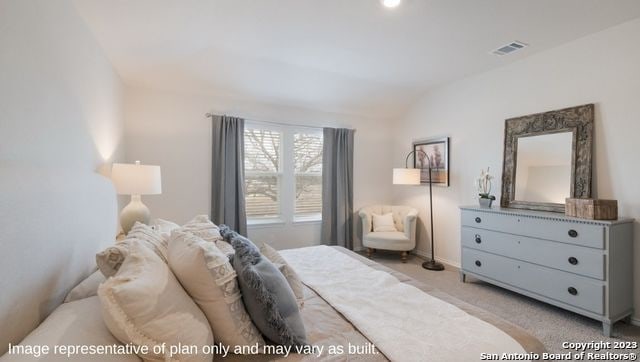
[205,113,355,131]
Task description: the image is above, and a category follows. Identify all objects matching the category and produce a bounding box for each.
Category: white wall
[392,18,640,316]
[0,1,124,170]
[123,87,393,249]
[0,0,124,354]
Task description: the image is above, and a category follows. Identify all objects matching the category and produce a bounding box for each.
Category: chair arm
[359,211,372,237]
[404,211,418,241]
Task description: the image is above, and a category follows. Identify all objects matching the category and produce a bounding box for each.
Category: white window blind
[244,128,282,219]
[243,122,323,224]
[294,133,323,216]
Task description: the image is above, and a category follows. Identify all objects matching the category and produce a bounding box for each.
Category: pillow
[167,230,264,350]
[96,222,167,278]
[151,218,180,240]
[64,270,106,303]
[96,245,129,278]
[259,243,305,308]
[127,221,168,255]
[180,215,223,242]
[98,240,213,361]
[4,297,140,362]
[224,230,307,347]
[218,226,305,307]
[372,213,397,232]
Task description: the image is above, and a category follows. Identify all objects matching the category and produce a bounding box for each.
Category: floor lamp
[393,150,444,271]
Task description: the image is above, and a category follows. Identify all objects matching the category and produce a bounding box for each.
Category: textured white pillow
[151,218,180,241]
[96,222,167,278]
[180,215,222,242]
[372,213,397,232]
[180,215,234,255]
[168,230,264,350]
[64,270,106,303]
[98,240,213,362]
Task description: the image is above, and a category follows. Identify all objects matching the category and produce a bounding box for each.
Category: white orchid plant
[476,167,496,200]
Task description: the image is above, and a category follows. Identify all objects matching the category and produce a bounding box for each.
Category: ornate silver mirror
[500,104,594,212]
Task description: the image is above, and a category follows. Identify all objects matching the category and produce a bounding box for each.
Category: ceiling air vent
[491,41,528,56]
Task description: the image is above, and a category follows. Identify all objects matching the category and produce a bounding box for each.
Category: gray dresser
[460,206,634,336]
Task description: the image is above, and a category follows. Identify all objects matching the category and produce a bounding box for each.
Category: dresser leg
[602,321,612,337]
[460,271,466,283]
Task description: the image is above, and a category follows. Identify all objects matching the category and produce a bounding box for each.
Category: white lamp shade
[393,168,420,185]
[111,162,162,195]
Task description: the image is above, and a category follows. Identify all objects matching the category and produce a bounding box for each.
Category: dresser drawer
[462,248,604,314]
[462,227,605,280]
[461,209,605,248]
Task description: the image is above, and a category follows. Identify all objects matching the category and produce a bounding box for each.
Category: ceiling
[73,0,640,118]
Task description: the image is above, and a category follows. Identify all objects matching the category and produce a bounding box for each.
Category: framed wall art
[413,137,449,187]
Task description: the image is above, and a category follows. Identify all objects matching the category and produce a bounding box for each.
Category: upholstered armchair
[358,205,418,262]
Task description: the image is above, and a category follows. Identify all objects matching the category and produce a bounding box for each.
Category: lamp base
[120,194,150,235]
[422,259,445,271]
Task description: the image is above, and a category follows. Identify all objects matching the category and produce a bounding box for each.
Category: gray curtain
[321,128,354,248]
[211,115,247,235]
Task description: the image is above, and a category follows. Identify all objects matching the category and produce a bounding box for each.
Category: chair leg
[367,248,373,258]
[401,251,408,263]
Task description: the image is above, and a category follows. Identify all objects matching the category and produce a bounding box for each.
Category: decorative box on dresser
[460,206,634,336]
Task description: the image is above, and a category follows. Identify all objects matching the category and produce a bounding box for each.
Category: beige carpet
[369,251,640,358]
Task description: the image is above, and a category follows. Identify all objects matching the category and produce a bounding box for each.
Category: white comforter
[280,246,525,362]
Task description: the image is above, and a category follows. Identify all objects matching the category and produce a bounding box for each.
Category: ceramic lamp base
[120,194,150,234]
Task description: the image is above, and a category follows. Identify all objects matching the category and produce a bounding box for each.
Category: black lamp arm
[404,149,432,169]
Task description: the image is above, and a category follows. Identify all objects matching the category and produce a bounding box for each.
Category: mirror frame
[500,104,594,213]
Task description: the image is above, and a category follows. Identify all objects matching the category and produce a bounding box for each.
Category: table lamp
[393,150,444,271]
[111,161,162,234]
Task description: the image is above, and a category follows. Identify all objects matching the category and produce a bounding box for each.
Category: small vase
[479,198,493,208]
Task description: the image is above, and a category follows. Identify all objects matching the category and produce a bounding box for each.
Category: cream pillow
[6,297,140,362]
[64,270,106,303]
[98,240,213,362]
[151,218,180,241]
[180,215,222,242]
[96,222,167,278]
[168,230,264,350]
[372,213,397,232]
[180,215,233,255]
[259,243,305,308]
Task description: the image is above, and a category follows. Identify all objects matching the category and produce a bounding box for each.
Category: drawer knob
[475,217,482,223]
[475,260,482,267]
[568,257,578,265]
[475,235,482,244]
[568,229,578,238]
[568,287,578,296]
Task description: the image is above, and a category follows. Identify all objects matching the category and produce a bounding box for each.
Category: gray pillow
[220,226,307,347]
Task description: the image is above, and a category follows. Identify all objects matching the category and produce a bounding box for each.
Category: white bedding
[280,245,526,362]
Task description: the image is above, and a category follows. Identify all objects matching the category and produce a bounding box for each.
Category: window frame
[244,121,323,226]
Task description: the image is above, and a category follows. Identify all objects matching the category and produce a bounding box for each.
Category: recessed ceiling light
[382,0,401,8]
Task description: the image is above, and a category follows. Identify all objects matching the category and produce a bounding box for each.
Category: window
[294,133,323,217]
[244,128,282,219]
[244,122,323,224]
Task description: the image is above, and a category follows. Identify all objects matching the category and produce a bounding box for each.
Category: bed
[0,168,545,361]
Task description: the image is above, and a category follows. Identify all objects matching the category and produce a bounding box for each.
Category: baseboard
[631,317,640,327]
[412,249,460,268]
